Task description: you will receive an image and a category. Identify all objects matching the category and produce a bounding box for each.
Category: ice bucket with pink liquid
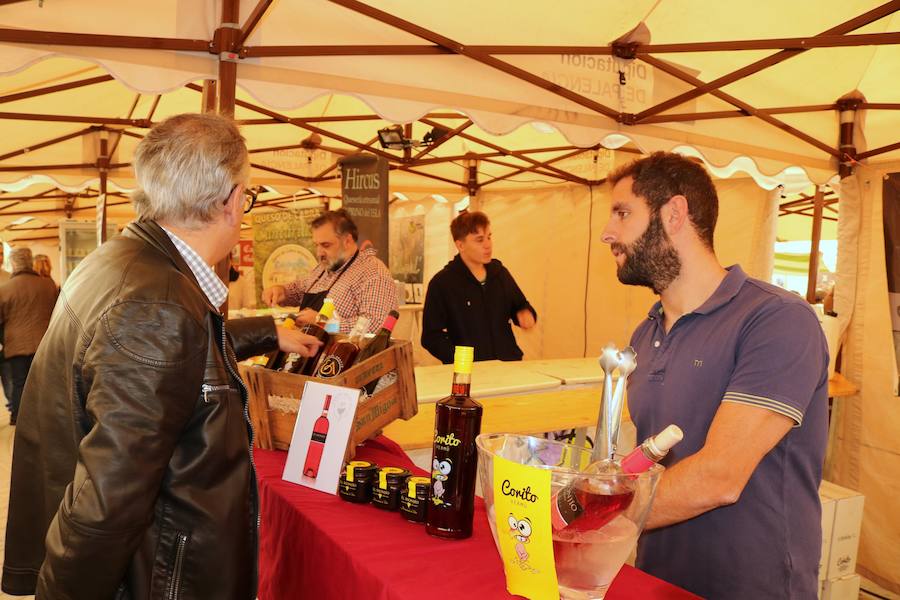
[476,433,663,600]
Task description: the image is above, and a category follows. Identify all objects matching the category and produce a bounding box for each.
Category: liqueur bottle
[550,425,683,533]
[314,316,370,378]
[283,299,335,375]
[425,346,482,540]
[302,394,332,479]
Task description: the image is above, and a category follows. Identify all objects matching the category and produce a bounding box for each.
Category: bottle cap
[648,424,683,456]
[453,346,474,374]
[318,300,335,319]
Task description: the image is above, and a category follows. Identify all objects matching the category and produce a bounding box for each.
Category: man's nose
[600,221,617,245]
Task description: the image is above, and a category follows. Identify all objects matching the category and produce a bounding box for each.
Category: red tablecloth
[256,437,699,599]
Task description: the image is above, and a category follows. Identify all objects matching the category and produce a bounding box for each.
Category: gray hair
[131,113,249,229]
[10,247,32,273]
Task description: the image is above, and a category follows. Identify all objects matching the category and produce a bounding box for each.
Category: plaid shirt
[283,247,398,334]
[162,227,228,309]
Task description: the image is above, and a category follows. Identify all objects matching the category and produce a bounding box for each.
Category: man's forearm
[644,451,740,530]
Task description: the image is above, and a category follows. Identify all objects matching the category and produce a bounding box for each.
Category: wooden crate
[239,339,418,458]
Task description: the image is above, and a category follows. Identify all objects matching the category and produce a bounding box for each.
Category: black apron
[299,250,359,312]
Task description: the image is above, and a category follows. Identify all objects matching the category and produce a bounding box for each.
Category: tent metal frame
[0,0,896,253]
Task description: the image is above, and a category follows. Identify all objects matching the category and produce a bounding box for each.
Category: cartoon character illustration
[431,458,452,505]
[508,514,533,562]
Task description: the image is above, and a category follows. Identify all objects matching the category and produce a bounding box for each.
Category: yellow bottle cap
[319,300,335,319]
[453,346,474,374]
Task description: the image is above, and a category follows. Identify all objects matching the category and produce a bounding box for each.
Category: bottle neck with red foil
[322,395,332,414]
[380,313,398,334]
[450,372,471,397]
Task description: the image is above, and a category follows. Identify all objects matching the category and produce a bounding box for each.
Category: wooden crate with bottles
[238,315,418,458]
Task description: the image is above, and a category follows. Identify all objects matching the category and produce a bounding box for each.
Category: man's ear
[453,238,464,252]
[223,185,243,225]
[660,195,689,235]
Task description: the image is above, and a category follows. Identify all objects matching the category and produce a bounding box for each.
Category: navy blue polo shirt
[628,265,829,600]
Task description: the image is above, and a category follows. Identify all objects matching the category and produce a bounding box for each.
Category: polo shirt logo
[693,359,703,367]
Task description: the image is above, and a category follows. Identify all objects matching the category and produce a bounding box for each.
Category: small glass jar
[338,461,378,503]
[399,476,431,523]
[371,467,410,510]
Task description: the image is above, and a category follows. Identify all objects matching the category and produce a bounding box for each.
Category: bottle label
[551,485,584,530]
[492,455,559,595]
[430,454,455,509]
[310,431,327,443]
[316,355,344,378]
[282,353,301,372]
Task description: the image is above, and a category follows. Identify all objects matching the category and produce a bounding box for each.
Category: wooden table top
[414,360,562,403]
[384,387,610,450]
[517,357,604,385]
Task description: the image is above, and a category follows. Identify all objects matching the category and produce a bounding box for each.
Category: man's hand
[295,308,318,325]
[262,285,286,307]
[516,308,536,330]
[276,328,323,357]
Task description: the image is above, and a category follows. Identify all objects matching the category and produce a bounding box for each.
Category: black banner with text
[340,154,389,266]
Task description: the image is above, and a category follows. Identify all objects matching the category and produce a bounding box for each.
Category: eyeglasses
[242,186,257,214]
[228,185,257,214]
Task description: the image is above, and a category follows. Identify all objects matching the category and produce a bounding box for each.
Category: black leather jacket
[2,220,278,599]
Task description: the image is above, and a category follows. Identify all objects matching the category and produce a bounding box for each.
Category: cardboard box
[818,492,836,581]
[818,480,865,580]
[820,574,860,600]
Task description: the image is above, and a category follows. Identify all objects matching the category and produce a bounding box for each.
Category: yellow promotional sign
[493,455,558,599]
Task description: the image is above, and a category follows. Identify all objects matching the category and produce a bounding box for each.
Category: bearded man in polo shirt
[601,152,828,599]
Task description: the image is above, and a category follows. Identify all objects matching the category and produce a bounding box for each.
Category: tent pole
[202,80,218,113]
[215,0,242,315]
[97,135,109,245]
[216,0,240,118]
[806,187,824,303]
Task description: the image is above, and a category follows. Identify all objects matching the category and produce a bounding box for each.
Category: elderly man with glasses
[3,113,323,600]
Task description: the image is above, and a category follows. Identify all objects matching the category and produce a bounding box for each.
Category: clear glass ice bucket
[476,433,663,600]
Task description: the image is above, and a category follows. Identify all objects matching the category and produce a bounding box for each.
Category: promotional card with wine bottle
[282,381,361,494]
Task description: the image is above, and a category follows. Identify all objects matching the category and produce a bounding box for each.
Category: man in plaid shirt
[263,209,398,333]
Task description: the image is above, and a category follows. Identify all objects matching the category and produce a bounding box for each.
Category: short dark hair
[608,152,718,248]
[311,208,358,241]
[450,210,490,241]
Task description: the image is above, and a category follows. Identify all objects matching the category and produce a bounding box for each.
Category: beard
[611,213,681,294]
[326,255,346,271]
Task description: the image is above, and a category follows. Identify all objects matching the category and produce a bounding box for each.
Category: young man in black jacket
[422,211,536,363]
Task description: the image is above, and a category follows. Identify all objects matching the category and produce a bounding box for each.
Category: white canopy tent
[1,0,899,592]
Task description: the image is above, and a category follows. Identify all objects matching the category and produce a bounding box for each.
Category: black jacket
[2,220,278,599]
[422,255,536,364]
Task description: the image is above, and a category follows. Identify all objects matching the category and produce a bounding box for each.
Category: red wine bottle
[550,425,683,533]
[356,310,399,363]
[303,394,332,479]
[357,310,400,394]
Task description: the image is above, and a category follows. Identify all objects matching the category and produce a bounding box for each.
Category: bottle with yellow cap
[425,346,483,539]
